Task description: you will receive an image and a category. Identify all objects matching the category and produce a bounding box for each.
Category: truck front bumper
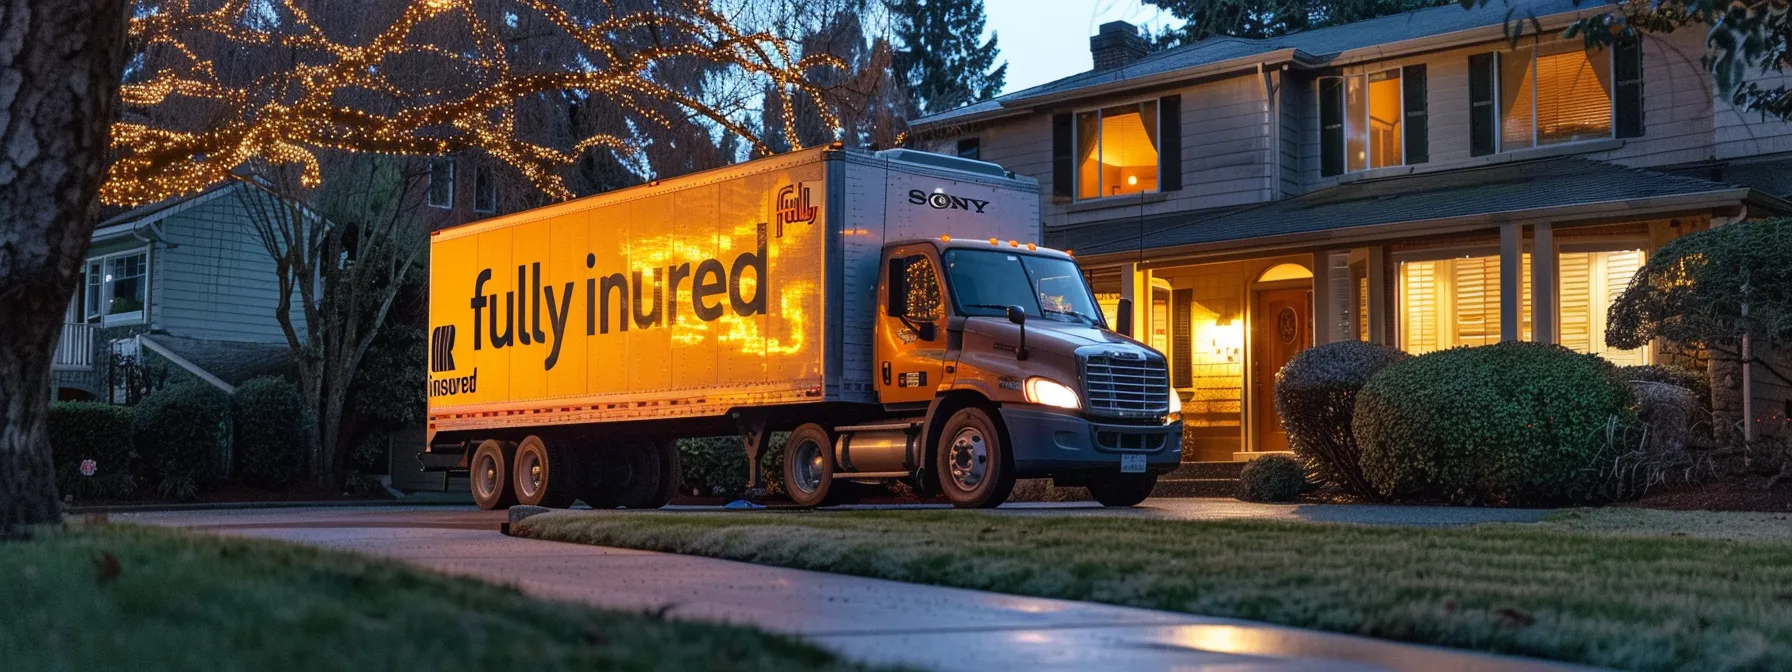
[998,406,1182,477]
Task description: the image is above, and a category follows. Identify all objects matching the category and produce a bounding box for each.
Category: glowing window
[1327,70,1404,173]
[1398,254,1530,354]
[1074,100,1159,200]
[1497,45,1613,151]
[1257,263,1313,283]
[1558,249,1648,364]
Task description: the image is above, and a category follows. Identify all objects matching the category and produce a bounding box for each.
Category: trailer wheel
[512,436,577,508]
[783,423,841,508]
[935,408,1015,509]
[470,439,518,511]
[1087,472,1158,508]
[635,437,680,509]
[583,438,680,509]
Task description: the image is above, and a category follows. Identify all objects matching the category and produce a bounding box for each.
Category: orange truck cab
[421,146,1180,510]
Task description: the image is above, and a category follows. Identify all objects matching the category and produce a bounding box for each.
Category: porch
[1053,157,1788,461]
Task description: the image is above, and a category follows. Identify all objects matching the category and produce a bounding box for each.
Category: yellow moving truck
[423,146,1181,510]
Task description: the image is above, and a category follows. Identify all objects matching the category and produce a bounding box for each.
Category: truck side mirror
[1006,305,1029,361]
[1115,297,1134,337]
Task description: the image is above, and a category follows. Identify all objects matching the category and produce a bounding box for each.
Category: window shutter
[1402,64,1428,164]
[1469,53,1496,156]
[1615,40,1644,138]
[1172,289,1192,388]
[1051,113,1073,199]
[1158,95,1182,191]
[1320,78,1344,177]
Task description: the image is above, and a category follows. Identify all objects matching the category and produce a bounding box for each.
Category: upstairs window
[1471,42,1639,156]
[428,159,454,209]
[1321,66,1427,177]
[956,137,981,161]
[85,249,149,324]
[1075,100,1159,199]
[473,164,496,214]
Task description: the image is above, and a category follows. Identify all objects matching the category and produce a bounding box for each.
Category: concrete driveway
[124,505,1583,672]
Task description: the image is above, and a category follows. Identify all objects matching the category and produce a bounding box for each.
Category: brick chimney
[1090,21,1148,71]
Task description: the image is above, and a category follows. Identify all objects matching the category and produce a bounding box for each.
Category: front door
[875,248,950,405]
[1252,287,1311,453]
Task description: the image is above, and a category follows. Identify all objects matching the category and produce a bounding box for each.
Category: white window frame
[1493,45,1617,154]
[1321,69,1405,174]
[85,247,151,326]
[473,164,496,214]
[428,159,455,209]
[1071,97,1163,202]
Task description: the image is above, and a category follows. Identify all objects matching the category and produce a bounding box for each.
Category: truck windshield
[942,249,1106,328]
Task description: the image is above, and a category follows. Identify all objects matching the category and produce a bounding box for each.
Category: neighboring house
[910,0,1792,462]
[50,183,307,401]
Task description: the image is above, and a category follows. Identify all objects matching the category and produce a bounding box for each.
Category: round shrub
[48,401,138,500]
[134,381,232,497]
[1618,364,1710,409]
[232,377,306,488]
[1274,341,1407,498]
[1236,454,1306,502]
[1355,342,1635,506]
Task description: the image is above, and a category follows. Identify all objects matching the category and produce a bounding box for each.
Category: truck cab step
[834,420,923,434]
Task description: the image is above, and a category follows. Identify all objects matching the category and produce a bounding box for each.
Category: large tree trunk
[0,0,129,539]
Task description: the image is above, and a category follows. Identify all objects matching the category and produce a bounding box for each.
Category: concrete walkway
[126,506,1586,672]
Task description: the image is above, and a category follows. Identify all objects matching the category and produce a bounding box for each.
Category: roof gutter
[1318,8,1599,67]
[1074,188,1761,268]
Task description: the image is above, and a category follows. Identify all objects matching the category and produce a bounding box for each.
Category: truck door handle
[882,361,891,386]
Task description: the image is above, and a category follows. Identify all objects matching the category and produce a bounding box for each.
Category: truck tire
[935,408,1015,509]
[470,439,518,511]
[783,423,841,508]
[1087,472,1158,508]
[583,438,679,509]
[512,436,578,509]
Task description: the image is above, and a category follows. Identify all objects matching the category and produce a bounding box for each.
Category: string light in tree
[106,0,847,206]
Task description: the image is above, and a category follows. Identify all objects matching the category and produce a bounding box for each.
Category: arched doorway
[1251,263,1313,453]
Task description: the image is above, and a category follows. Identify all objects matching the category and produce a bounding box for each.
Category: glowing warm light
[103,0,847,205]
[988,238,998,245]
[1127,175,1137,186]
[1026,243,1036,251]
[939,235,950,242]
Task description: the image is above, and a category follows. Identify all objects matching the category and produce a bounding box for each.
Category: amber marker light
[1027,243,1036,251]
[988,238,999,245]
[940,235,951,242]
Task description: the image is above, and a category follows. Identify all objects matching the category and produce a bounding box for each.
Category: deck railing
[52,322,95,370]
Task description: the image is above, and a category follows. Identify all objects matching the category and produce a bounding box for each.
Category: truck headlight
[1166,385,1182,423]
[1025,377,1080,410]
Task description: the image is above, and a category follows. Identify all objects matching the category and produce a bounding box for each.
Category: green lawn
[516,509,1792,672]
[0,523,873,672]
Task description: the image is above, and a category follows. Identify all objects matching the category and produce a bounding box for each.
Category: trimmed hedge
[1236,454,1306,503]
[232,377,306,489]
[1273,341,1407,498]
[134,382,232,499]
[677,435,786,500]
[1355,342,1635,506]
[48,402,138,500]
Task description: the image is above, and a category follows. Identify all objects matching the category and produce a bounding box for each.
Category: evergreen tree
[886,0,1007,116]
[1146,0,1451,46]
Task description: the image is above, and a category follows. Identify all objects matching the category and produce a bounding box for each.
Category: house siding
[155,189,305,344]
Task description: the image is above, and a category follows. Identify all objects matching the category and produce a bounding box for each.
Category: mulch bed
[1621,474,1792,512]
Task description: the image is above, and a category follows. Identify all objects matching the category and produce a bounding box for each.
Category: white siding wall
[156,190,307,343]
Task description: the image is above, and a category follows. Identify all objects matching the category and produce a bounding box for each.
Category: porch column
[1531,222,1557,344]
[1117,262,1149,338]
[1312,251,1333,346]
[1499,223,1522,342]
[1366,246,1388,345]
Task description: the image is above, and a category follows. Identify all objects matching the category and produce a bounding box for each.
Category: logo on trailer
[907,189,989,214]
[430,325,457,372]
[775,182,818,237]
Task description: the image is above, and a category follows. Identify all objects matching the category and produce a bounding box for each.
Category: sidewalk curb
[67,497,471,515]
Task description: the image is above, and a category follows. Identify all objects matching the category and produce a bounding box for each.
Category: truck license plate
[1120,454,1146,473]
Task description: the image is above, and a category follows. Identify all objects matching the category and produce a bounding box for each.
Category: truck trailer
[421,145,1181,510]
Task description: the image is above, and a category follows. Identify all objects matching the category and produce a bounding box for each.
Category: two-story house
[911,0,1792,462]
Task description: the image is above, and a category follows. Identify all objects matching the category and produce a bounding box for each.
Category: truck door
[876,247,950,405]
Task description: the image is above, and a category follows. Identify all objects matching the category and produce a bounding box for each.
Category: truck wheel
[935,408,1015,509]
[470,439,518,511]
[637,437,681,509]
[783,423,841,508]
[585,438,679,509]
[512,436,577,508]
[1087,472,1158,507]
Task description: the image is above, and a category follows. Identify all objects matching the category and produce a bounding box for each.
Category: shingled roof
[913,0,1589,128]
[1046,158,1772,257]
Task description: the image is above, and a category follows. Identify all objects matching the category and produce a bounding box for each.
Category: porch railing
[52,322,95,371]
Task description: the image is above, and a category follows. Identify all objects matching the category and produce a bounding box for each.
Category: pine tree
[1146,0,1451,46]
[886,0,1007,116]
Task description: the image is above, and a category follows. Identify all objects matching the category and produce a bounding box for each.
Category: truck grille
[1079,352,1169,420]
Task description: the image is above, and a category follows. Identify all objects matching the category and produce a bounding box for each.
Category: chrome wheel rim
[517,449,543,499]
[792,438,825,494]
[948,427,988,491]
[474,452,501,500]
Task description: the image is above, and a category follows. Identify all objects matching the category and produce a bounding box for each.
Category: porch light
[1025,377,1080,410]
[1127,175,1138,186]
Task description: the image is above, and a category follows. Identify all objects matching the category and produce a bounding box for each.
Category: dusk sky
[983,0,1185,94]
